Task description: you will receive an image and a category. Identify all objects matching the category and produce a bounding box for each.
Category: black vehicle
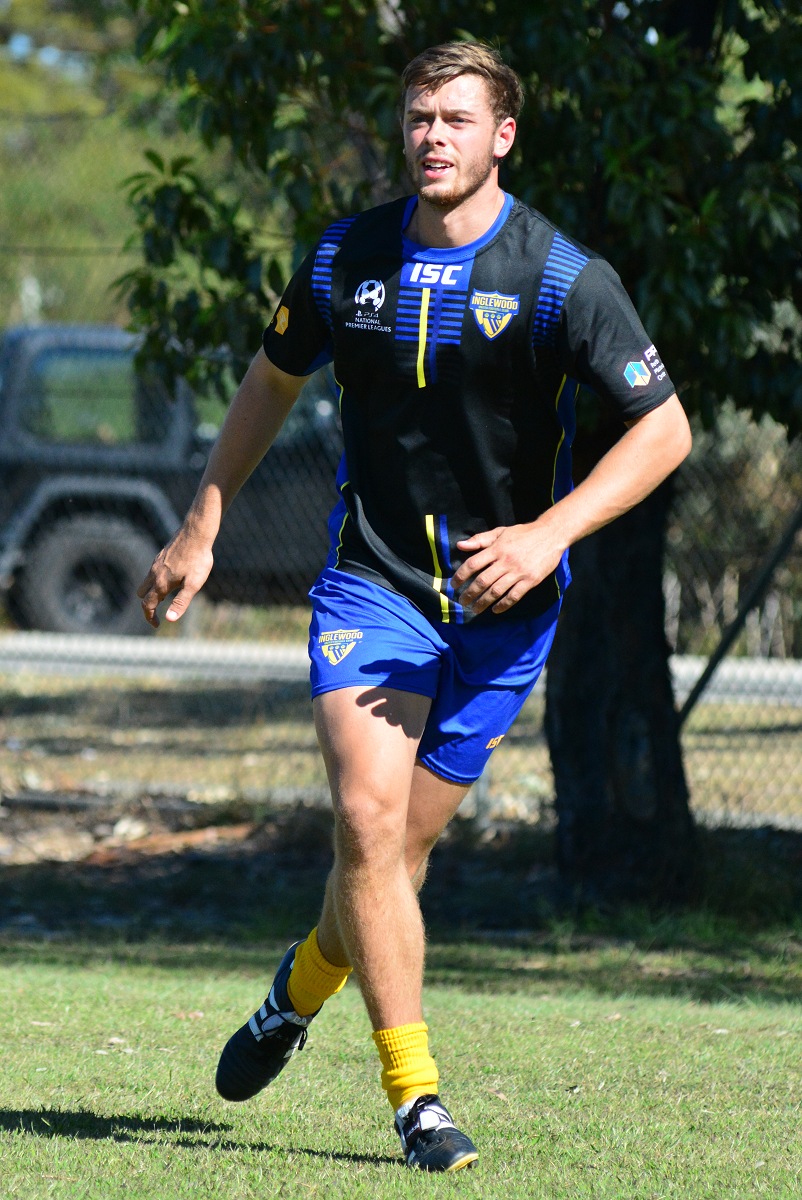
[0,324,342,635]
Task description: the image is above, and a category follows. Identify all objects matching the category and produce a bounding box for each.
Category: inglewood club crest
[470,289,520,340]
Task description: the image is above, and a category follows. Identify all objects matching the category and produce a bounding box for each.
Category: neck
[408,183,506,249]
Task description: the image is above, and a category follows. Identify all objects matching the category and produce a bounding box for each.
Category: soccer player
[138,42,691,1172]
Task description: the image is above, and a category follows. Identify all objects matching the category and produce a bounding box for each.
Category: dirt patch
[0,791,262,866]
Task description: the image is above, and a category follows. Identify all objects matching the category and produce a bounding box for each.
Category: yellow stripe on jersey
[416,287,431,389]
[332,478,351,567]
[425,513,450,622]
[549,374,580,599]
[549,375,568,507]
[330,373,349,567]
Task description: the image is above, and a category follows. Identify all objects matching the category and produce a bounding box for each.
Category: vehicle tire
[15,515,158,636]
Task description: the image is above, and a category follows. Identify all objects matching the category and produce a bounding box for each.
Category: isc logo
[485,734,505,750]
[407,262,464,286]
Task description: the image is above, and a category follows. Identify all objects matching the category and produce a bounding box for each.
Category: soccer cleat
[395,1094,479,1172]
[215,941,318,1102]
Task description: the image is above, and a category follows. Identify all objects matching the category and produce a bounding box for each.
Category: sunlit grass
[2,934,801,1199]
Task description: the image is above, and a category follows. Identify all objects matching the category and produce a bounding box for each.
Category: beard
[405,144,497,211]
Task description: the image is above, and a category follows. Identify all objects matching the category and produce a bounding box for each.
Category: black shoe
[395,1094,479,1172]
[215,942,317,1102]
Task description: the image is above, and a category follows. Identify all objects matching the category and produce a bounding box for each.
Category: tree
[121,0,802,900]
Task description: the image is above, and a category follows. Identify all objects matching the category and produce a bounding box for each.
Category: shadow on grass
[0,1109,230,1139]
[1,805,801,1005]
[0,1108,396,1165]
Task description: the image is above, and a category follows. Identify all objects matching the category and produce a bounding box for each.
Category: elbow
[676,415,692,468]
[657,392,692,471]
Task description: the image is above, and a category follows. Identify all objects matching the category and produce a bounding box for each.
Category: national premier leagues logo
[318,628,363,666]
[355,279,386,310]
[470,290,520,340]
[347,279,391,334]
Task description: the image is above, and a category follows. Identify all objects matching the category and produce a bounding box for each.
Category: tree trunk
[545,458,696,904]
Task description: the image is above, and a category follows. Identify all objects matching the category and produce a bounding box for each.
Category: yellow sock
[286,927,351,1017]
[373,1022,439,1111]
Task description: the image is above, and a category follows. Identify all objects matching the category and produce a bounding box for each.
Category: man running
[138,41,691,1172]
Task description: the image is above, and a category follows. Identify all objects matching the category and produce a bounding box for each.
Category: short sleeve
[262,246,333,377]
[556,257,676,420]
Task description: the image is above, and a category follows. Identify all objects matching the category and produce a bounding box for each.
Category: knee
[405,832,438,883]
[333,785,406,868]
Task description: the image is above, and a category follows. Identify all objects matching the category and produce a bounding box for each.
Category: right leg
[214,685,447,1101]
[316,760,470,967]
[312,685,433,1031]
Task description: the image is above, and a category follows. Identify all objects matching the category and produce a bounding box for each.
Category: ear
[493,117,516,161]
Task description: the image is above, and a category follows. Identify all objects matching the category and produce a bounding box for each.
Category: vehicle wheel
[15,515,158,636]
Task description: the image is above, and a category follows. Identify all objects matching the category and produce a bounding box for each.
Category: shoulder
[316,197,410,256]
[506,197,612,278]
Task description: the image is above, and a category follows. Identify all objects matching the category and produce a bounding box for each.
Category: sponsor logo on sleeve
[624,360,651,388]
[625,346,668,388]
[274,305,289,335]
[318,628,363,665]
[470,290,520,340]
[644,344,667,382]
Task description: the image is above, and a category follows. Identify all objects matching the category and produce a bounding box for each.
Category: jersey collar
[401,192,514,262]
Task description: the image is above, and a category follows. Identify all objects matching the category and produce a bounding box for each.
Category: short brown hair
[401,42,524,124]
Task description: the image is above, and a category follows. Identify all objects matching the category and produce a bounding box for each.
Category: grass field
[3,928,802,1200]
[2,806,802,1199]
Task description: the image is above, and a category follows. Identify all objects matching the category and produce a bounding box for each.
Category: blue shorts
[308,567,560,785]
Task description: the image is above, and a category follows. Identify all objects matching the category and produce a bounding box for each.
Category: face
[402,74,515,211]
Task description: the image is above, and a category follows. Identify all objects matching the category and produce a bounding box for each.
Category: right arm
[137,348,308,626]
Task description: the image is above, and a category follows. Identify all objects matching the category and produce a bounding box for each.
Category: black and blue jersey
[263,193,676,624]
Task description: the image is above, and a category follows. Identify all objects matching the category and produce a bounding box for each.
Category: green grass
[2,933,801,1199]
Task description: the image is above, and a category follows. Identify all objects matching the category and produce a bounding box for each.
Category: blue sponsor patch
[624,360,651,388]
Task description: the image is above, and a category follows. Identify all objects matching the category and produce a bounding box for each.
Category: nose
[422,116,448,146]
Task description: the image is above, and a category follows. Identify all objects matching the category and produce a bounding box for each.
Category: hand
[136,526,214,628]
[453,519,566,615]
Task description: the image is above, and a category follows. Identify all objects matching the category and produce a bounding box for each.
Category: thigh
[417,601,561,786]
[314,685,433,835]
[405,762,471,876]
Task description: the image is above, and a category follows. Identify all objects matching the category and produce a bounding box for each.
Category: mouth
[420,158,454,178]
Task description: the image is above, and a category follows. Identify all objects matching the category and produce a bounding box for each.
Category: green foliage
[121,0,802,432]
[0,3,237,327]
[117,152,272,397]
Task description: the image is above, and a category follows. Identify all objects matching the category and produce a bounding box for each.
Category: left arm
[452,392,691,615]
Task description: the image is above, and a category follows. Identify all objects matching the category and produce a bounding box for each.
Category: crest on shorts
[318,628,363,665]
[470,290,520,340]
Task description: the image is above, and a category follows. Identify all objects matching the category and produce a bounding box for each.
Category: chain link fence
[1,113,801,851]
[666,407,802,830]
